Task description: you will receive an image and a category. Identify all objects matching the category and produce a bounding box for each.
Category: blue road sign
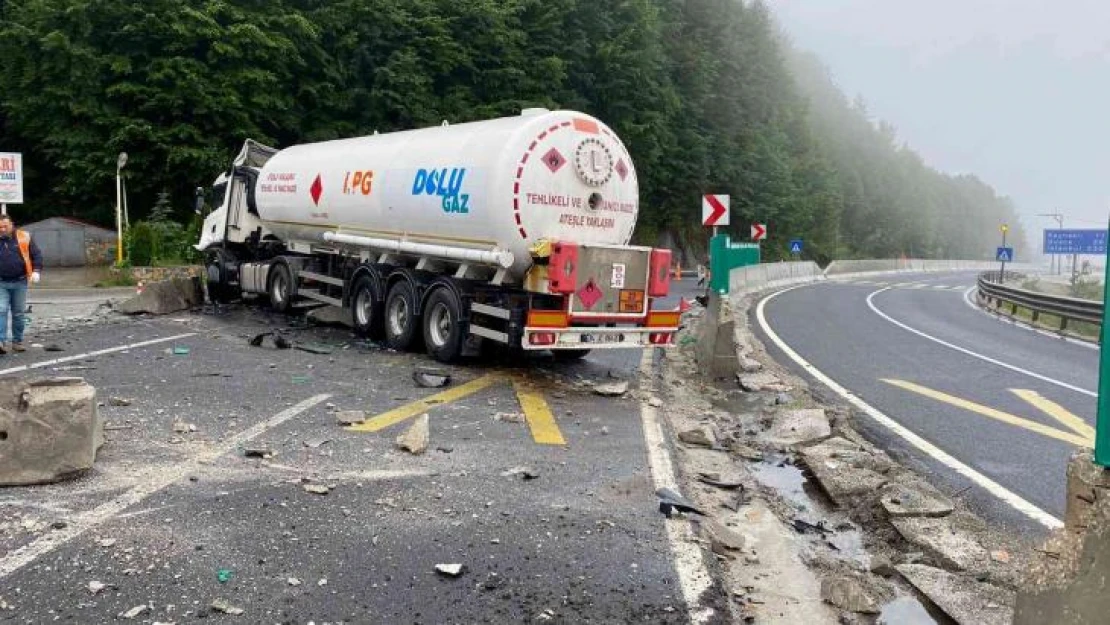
[1044,229,1107,255]
[996,247,1014,262]
[789,239,803,254]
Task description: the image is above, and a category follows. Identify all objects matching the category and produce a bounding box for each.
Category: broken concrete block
[593,381,630,397]
[678,428,714,448]
[702,519,746,553]
[798,437,889,506]
[891,516,988,572]
[116,277,203,315]
[880,481,955,519]
[396,414,429,455]
[738,372,790,393]
[820,575,880,614]
[898,564,1014,625]
[336,410,367,426]
[0,378,102,486]
[739,358,763,373]
[766,409,831,446]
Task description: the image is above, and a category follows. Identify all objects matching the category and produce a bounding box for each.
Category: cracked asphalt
[0,280,711,624]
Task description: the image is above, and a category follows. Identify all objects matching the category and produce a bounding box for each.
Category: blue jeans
[0,279,28,343]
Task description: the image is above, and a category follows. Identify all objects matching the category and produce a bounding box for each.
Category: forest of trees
[0,0,1026,263]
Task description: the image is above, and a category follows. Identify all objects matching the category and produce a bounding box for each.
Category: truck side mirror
[194,187,206,215]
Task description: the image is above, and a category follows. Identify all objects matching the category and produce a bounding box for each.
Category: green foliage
[127,222,157,267]
[0,0,1028,263]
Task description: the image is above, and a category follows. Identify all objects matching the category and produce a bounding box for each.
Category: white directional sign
[0,153,23,204]
[702,194,730,227]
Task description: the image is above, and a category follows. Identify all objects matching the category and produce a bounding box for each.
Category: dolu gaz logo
[411,168,470,214]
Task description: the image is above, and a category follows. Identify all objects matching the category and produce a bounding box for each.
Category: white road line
[962,285,1099,351]
[0,333,198,376]
[638,348,716,624]
[866,286,1096,397]
[0,393,332,579]
[756,286,1063,529]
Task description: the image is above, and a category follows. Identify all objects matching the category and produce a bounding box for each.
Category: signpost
[0,152,24,216]
[997,224,1009,282]
[702,194,730,228]
[790,239,803,255]
[995,247,1013,262]
[1096,219,1110,467]
[751,223,767,242]
[1044,229,1108,255]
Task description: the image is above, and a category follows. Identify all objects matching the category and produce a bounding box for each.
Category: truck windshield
[211,182,228,210]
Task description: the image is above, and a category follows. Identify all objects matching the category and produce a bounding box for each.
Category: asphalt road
[0,279,717,624]
[755,272,1096,537]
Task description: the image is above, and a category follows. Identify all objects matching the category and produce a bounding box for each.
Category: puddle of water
[877,596,943,625]
[749,459,811,511]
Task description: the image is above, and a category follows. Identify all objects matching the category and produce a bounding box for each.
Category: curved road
[755,272,1096,536]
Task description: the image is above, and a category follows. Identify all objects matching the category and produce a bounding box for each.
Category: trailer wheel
[351,275,384,339]
[384,280,420,351]
[552,349,591,362]
[268,262,294,313]
[423,287,464,363]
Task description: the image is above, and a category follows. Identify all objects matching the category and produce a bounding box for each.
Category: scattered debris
[121,605,149,619]
[791,518,831,536]
[820,575,880,614]
[51,365,95,372]
[172,346,190,356]
[217,569,233,583]
[172,422,197,434]
[494,412,526,424]
[108,397,133,407]
[336,410,367,426]
[697,472,744,490]
[990,550,1011,564]
[737,372,790,393]
[98,538,117,548]
[210,599,245,616]
[248,332,268,347]
[273,334,291,350]
[290,375,311,384]
[43,344,64,352]
[648,397,664,408]
[243,447,275,459]
[287,578,302,586]
[435,563,466,577]
[729,442,765,462]
[593,380,630,397]
[87,581,107,595]
[303,438,331,449]
[303,484,331,495]
[880,481,955,518]
[702,519,746,554]
[396,414,430,455]
[295,342,335,355]
[678,428,715,448]
[657,487,707,517]
[798,437,890,505]
[413,367,451,388]
[318,578,328,587]
[890,516,989,571]
[775,392,793,405]
[501,466,540,480]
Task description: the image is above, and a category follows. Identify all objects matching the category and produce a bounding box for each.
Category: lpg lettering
[412,168,470,214]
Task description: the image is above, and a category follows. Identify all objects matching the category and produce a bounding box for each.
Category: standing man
[0,216,42,353]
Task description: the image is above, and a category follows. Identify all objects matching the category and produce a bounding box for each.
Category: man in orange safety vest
[0,216,42,353]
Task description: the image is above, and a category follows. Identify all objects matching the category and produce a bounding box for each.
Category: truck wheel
[205,249,237,304]
[384,281,420,351]
[552,349,591,362]
[268,262,294,313]
[423,287,464,363]
[351,275,384,339]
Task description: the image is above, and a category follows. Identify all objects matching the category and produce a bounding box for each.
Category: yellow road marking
[882,379,1092,448]
[512,380,567,446]
[1012,389,1095,440]
[347,374,502,433]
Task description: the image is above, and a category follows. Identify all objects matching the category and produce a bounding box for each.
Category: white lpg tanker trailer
[197,108,679,362]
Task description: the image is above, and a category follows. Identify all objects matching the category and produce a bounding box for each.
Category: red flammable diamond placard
[310,174,323,205]
[615,158,628,181]
[577,279,603,309]
[542,148,567,173]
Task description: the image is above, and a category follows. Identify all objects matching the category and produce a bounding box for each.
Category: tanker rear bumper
[520,326,678,350]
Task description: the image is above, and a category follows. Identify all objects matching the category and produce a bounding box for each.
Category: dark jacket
[0,232,43,281]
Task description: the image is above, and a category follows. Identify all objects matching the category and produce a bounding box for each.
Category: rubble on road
[677,427,715,448]
[336,410,366,426]
[766,408,832,446]
[656,487,707,517]
[210,599,245,615]
[737,372,790,393]
[820,575,881,614]
[898,564,1014,625]
[108,396,133,407]
[435,563,465,577]
[0,377,103,486]
[413,368,451,388]
[501,466,540,480]
[303,484,331,495]
[890,515,989,572]
[243,447,275,459]
[880,480,955,518]
[396,414,430,455]
[797,437,890,506]
[593,380,629,397]
[701,519,746,553]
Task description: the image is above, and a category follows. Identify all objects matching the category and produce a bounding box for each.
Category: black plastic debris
[656,487,708,517]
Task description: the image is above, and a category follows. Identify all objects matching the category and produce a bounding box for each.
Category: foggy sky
[771,0,1109,251]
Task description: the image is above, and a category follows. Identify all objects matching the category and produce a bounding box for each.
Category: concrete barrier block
[0,377,102,486]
